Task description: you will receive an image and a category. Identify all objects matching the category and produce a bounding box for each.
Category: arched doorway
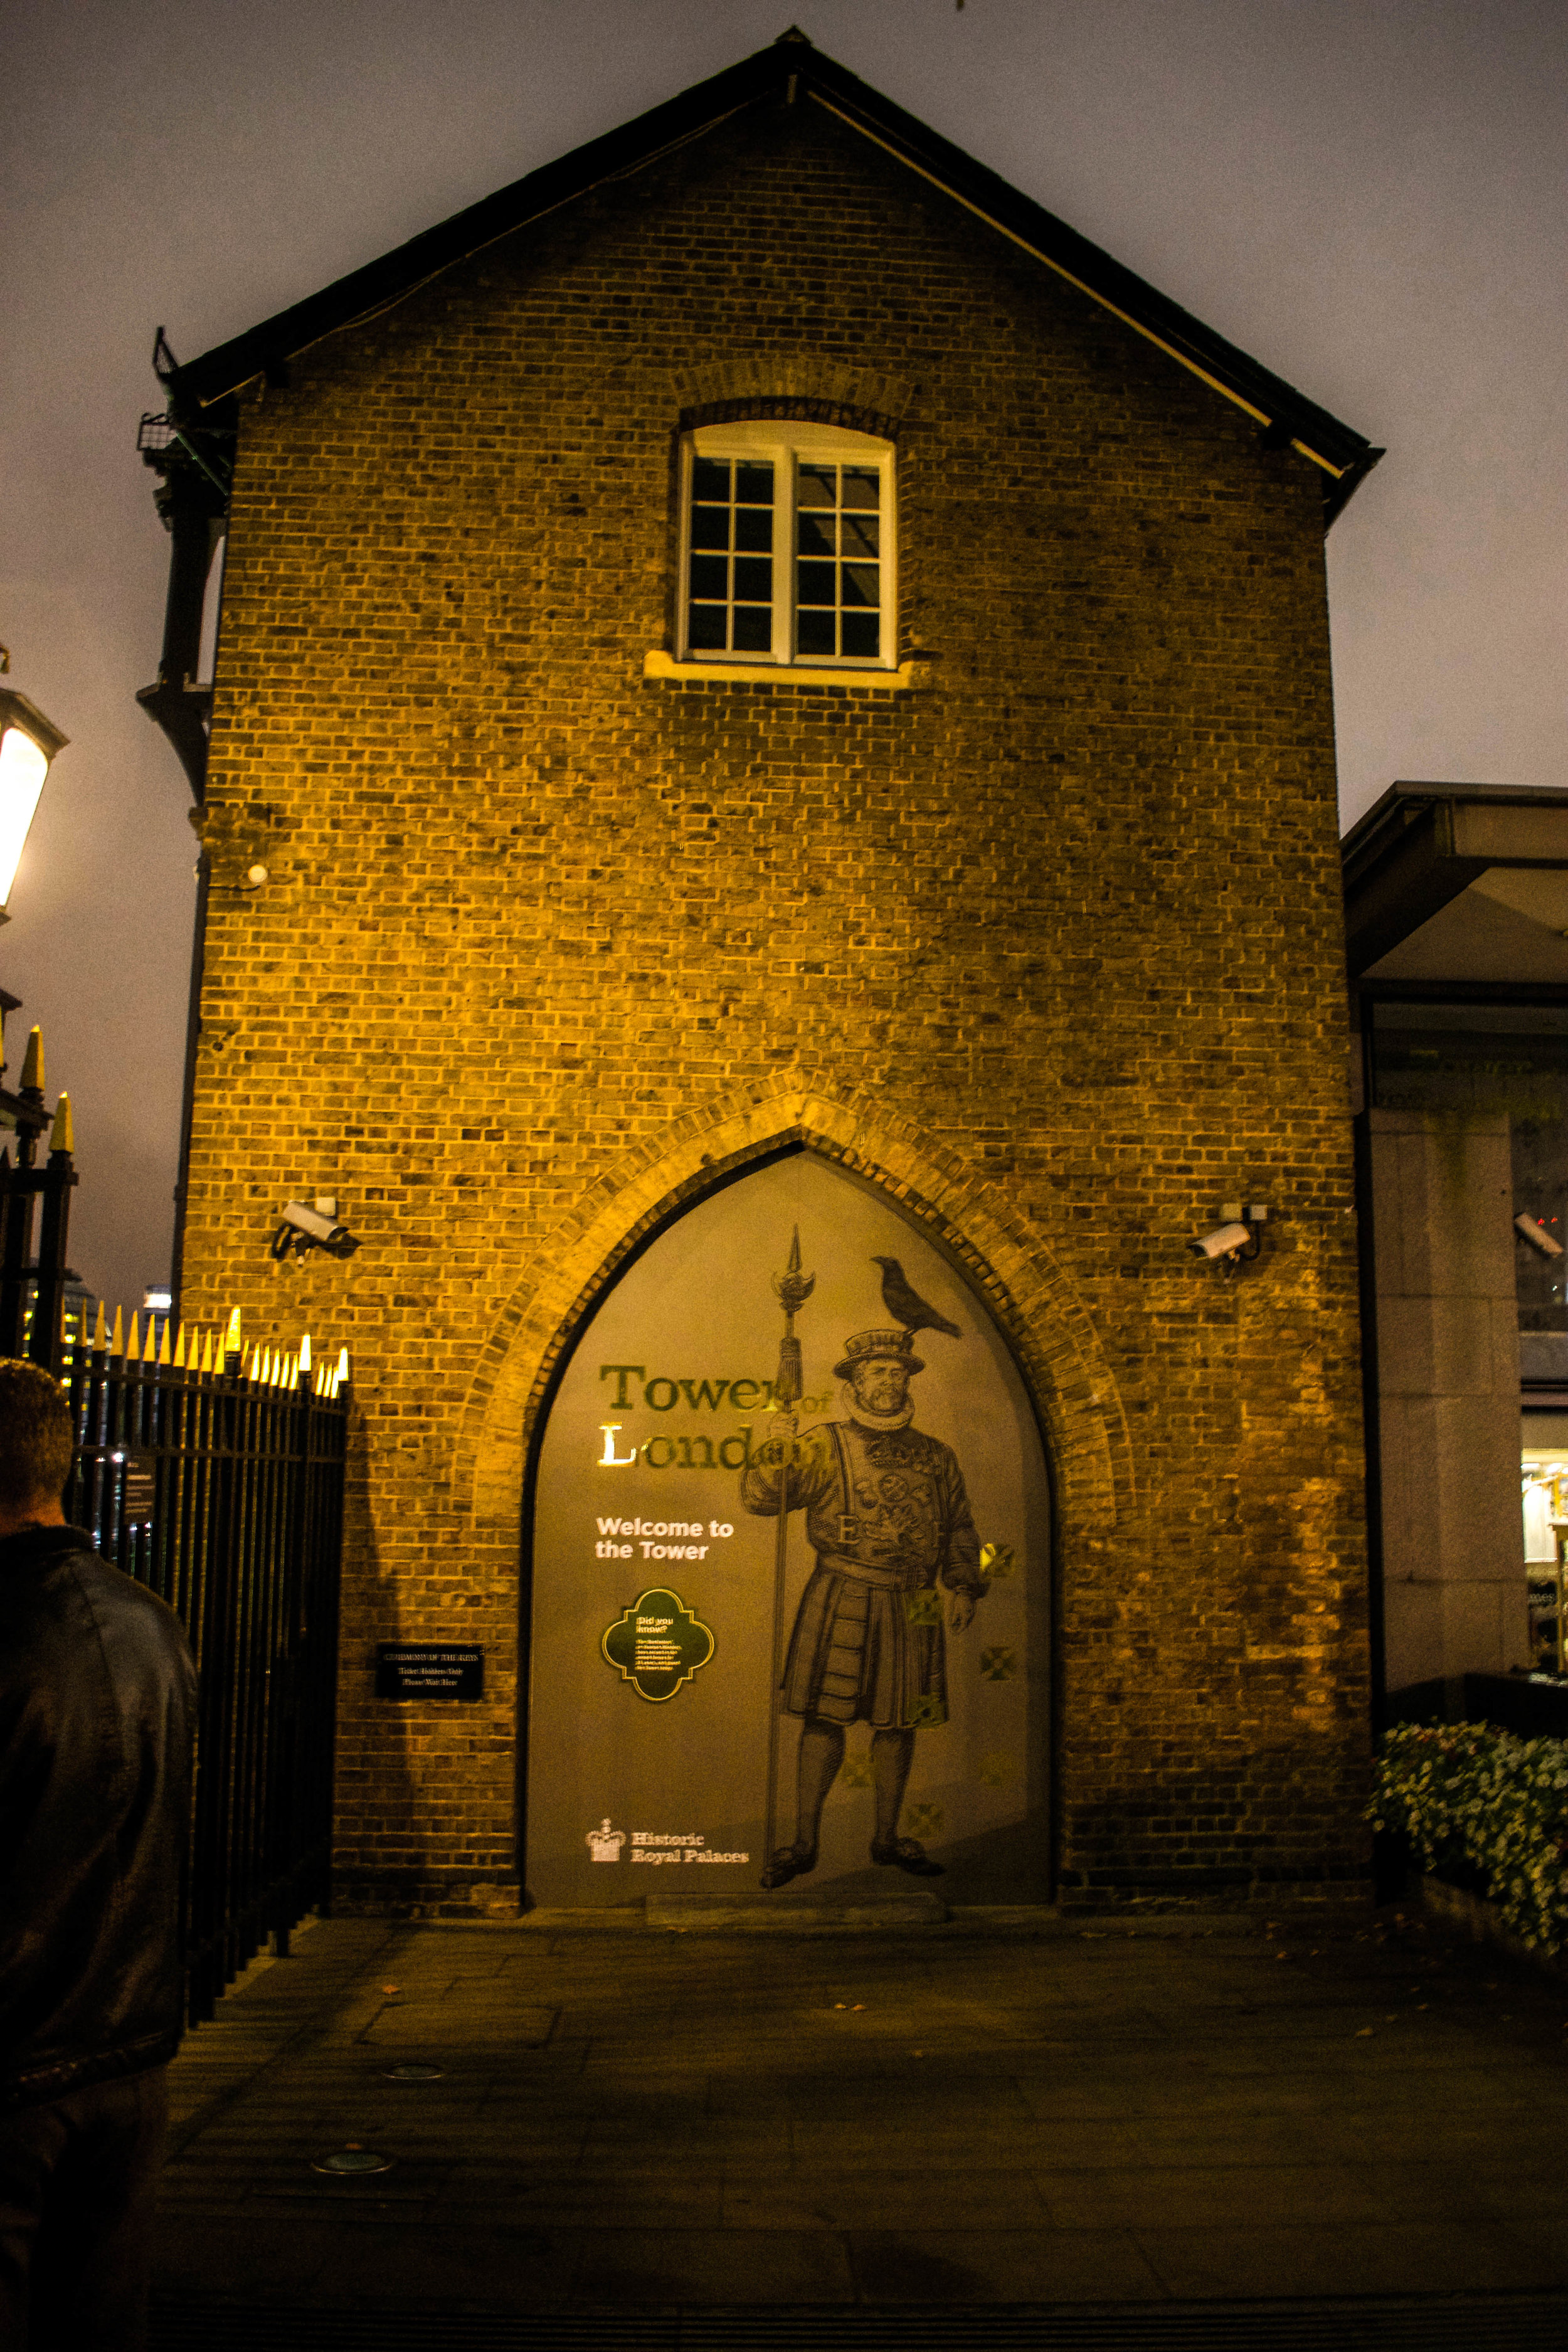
[523,1149,1052,1905]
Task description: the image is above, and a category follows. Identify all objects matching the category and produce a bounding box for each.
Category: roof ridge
[166,33,1381,523]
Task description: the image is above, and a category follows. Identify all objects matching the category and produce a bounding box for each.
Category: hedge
[1370,1721,1568,1955]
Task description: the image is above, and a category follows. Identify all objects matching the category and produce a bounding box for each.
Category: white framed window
[678,422,896,670]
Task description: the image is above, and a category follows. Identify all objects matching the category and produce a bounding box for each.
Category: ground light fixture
[0,682,69,921]
[310,2146,395,2175]
[1190,1203,1269,1274]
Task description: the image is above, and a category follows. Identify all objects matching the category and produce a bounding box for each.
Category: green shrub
[1370,1722,1568,1954]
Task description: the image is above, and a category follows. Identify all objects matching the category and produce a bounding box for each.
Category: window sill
[643,650,930,692]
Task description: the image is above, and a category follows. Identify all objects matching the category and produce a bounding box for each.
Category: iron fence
[4,1020,351,2022]
[61,1322,350,2023]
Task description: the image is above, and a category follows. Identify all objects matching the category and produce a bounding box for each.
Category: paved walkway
[152,1899,1568,2325]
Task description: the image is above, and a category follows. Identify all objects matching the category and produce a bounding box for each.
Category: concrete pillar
[1369,1108,1530,1693]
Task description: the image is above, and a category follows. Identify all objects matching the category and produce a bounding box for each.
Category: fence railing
[4,1022,352,2022]
[63,1314,351,2023]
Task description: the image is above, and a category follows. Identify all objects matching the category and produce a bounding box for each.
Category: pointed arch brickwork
[453,1075,1134,1547]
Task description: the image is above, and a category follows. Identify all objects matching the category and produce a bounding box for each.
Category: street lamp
[0,682,69,923]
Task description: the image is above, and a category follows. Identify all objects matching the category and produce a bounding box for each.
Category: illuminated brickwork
[183,95,1369,1913]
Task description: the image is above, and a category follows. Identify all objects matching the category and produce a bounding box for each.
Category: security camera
[270,1200,360,1261]
[1515,1213,1564,1258]
[1189,1222,1254,1261]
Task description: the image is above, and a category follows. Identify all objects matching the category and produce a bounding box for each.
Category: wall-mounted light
[1189,1202,1269,1275]
[0,680,70,922]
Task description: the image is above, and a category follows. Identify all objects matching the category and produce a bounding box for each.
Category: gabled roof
[169,29,1382,523]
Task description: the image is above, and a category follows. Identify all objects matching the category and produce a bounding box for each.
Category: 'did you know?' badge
[601,1587,715,1703]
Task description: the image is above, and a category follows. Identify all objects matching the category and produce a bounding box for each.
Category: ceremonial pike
[761,1225,813,1887]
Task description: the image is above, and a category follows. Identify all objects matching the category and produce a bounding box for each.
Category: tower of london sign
[526,1153,1051,1907]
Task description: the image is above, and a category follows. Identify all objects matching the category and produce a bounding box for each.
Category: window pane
[689,553,728,600]
[686,446,886,667]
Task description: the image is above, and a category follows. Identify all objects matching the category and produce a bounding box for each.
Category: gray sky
[3,0,1564,1311]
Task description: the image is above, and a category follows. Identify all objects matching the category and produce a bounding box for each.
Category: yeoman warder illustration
[743,1232,985,1888]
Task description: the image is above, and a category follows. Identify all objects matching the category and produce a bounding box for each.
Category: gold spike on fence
[58,1300,351,1401]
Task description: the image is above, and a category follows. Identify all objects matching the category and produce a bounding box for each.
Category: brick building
[140,32,1383,1914]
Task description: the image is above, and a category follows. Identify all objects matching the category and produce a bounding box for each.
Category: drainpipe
[135,459,221,802]
[135,336,234,806]
[135,336,235,1308]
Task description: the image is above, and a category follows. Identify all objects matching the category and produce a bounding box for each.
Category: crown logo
[585,1818,626,1862]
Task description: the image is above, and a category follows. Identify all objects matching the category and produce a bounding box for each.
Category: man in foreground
[0,1358,197,2351]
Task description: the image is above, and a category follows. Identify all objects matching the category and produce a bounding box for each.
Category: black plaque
[376,1644,484,1701]
[601,1586,715,1703]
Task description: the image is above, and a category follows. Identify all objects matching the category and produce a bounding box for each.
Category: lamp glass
[0,723,49,908]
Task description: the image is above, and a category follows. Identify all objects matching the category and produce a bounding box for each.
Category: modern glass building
[1344,783,1568,1712]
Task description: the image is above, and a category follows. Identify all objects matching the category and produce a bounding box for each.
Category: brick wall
[183,92,1370,1912]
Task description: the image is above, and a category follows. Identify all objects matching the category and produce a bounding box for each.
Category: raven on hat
[871,1257,961,1340]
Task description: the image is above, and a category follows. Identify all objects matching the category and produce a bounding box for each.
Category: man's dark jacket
[0,1522,197,2109]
